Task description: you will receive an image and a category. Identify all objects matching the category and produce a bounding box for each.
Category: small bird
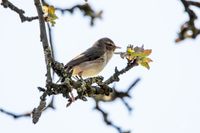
[65,37,120,77]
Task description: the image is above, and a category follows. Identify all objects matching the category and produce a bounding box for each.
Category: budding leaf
[139,61,150,69]
[143,49,152,56]
[123,45,152,69]
[42,5,58,26]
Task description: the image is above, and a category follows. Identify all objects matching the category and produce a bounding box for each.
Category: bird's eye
[107,42,113,46]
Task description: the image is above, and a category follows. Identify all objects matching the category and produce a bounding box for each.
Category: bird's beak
[115,45,121,49]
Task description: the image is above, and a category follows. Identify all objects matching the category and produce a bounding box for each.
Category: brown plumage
[65,37,120,77]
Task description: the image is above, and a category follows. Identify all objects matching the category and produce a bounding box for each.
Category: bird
[64,37,120,77]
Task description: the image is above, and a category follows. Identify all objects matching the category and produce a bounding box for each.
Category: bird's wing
[65,47,105,68]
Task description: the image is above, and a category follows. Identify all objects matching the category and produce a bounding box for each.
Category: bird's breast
[72,52,113,77]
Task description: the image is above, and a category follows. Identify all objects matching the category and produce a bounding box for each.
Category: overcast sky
[1,0,200,133]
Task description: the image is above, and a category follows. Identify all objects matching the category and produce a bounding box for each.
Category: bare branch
[55,3,102,26]
[92,78,140,132]
[1,0,38,22]
[94,102,130,133]
[187,1,200,8]
[32,96,47,124]
[0,108,31,119]
[176,0,200,42]
[94,78,140,111]
[104,60,138,85]
[0,97,55,120]
[34,0,52,84]
[47,23,55,60]
[33,0,54,123]
[42,0,102,26]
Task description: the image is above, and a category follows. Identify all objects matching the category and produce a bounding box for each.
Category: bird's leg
[74,75,83,80]
[77,72,83,80]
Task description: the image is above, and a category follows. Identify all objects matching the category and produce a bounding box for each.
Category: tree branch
[176,0,200,42]
[2,1,149,133]
[0,108,31,119]
[1,0,38,22]
[94,102,130,133]
[94,78,140,110]
[31,0,146,125]
[104,60,138,85]
[32,0,54,124]
[42,0,102,26]
[34,0,52,84]
[187,1,200,8]
[55,3,102,26]
[93,78,140,133]
[0,97,55,119]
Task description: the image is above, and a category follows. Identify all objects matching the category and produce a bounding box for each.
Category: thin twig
[93,78,140,133]
[187,1,200,8]
[176,0,200,42]
[1,0,38,22]
[47,23,56,77]
[94,102,130,133]
[0,108,31,119]
[0,97,55,119]
[43,0,102,26]
[104,60,138,85]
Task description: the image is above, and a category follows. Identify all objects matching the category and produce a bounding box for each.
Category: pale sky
[1,0,200,133]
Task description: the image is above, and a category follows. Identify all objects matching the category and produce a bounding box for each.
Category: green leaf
[140,62,150,69]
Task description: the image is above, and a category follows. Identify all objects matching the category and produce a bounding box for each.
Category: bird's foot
[73,75,83,81]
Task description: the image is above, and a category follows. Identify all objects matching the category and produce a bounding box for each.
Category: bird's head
[95,37,121,51]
